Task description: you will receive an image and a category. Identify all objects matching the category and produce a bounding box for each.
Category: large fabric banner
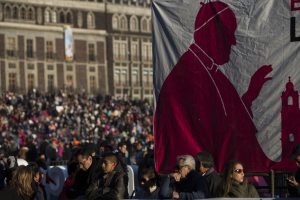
[153,0,300,173]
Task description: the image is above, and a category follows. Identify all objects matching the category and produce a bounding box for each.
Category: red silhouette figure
[154,1,273,173]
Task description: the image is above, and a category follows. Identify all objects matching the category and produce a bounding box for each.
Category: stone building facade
[0,0,152,99]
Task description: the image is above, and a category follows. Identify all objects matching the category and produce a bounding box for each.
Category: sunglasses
[233,169,244,174]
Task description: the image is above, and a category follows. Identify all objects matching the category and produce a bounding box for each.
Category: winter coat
[173,170,209,199]
[86,170,128,200]
[202,168,222,197]
[218,180,259,198]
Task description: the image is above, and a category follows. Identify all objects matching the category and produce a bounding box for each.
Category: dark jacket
[202,168,222,197]
[87,170,128,200]
[173,170,209,199]
[66,157,102,199]
[0,187,33,200]
[288,168,300,197]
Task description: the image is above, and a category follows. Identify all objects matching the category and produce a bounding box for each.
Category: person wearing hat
[287,144,300,197]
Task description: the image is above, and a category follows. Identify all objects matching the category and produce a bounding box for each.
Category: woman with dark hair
[0,165,35,200]
[217,160,259,198]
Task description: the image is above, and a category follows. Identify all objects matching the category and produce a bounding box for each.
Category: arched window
[147,18,152,32]
[77,11,83,28]
[59,11,65,23]
[141,17,147,32]
[130,16,138,32]
[51,10,57,23]
[37,7,43,24]
[28,7,34,20]
[112,14,119,30]
[20,7,26,20]
[4,5,12,19]
[87,12,95,28]
[44,8,50,23]
[66,11,72,24]
[12,6,18,19]
[288,96,293,105]
[120,15,127,30]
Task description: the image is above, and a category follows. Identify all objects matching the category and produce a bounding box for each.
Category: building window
[66,12,72,24]
[132,69,139,86]
[37,7,43,24]
[130,16,138,32]
[47,65,54,70]
[26,39,34,58]
[44,8,50,23]
[87,12,95,29]
[121,69,128,85]
[113,42,120,60]
[28,7,34,21]
[48,74,55,92]
[89,67,95,72]
[27,74,35,90]
[8,63,16,69]
[77,11,83,28]
[46,41,54,59]
[114,69,121,86]
[141,17,148,32]
[120,15,127,30]
[112,14,118,29]
[66,65,73,71]
[8,73,17,91]
[90,76,96,93]
[20,7,26,20]
[142,42,152,61]
[88,43,95,62]
[131,42,139,61]
[59,11,65,23]
[7,37,17,57]
[148,19,152,32]
[27,63,34,70]
[12,6,18,19]
[5,5,12,19]
[120,43,127,60]
[66,75,74,89]
[51,10,57,23]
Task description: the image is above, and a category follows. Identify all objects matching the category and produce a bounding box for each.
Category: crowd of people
[0,90,299,199]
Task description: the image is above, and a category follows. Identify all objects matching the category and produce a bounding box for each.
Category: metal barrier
[246,170,295,198]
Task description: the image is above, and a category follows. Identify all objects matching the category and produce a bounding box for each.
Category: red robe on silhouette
[154,1,275,173]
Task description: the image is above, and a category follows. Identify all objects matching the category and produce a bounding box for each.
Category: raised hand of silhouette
[242,65,273,117]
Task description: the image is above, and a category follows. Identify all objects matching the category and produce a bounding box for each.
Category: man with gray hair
[171,155,209,199]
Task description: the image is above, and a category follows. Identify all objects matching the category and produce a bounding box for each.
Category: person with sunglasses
[216,160,259,198]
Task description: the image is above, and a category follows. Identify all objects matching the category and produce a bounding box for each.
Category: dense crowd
[0,90,300,199]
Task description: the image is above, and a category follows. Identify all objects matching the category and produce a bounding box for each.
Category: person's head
[10,166,34,198]
[140,167,158,192]
[118,142,127,154]
[195,151,214,175]
[223,160,244,184]
[176,155,195,178]
[77,147,94,171]
[194,1,237,65]
[102,152,118,174]
[27,163,42,183]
